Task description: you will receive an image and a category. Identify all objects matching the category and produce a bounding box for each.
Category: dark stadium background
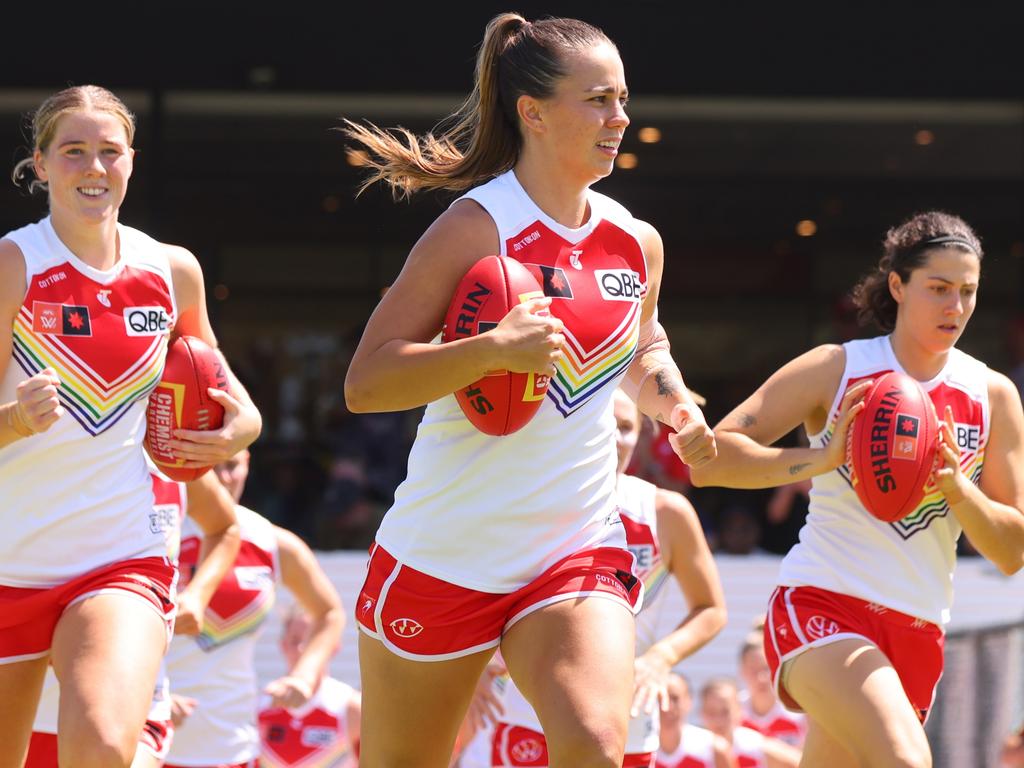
[2,4,1021,549]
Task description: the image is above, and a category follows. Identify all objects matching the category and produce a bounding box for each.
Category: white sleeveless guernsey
[165,507,279,765]
[655,723,717,768]
[376,170,648,592]
[497,473,667,753]
[779,336,990,625]
[33,471,186,735]
[731,726,767,767]
[258,677,358,768]
[0,217,175,587]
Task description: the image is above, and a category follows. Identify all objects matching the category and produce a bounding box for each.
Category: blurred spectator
[737,631,807,748]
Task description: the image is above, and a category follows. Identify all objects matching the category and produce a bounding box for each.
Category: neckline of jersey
[884,334,956,392]
[43,216,128,285]
[506,170,600,245]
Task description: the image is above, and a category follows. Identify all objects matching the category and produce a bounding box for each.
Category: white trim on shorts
[767,588,874,712]
[503,589,638,635]
[0,648,49,666]
[366,557,502,663]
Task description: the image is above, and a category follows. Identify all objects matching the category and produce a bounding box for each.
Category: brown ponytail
[342,12,613,199]
[852,211,983,332]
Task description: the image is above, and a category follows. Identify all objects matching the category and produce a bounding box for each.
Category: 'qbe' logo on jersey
[389,618,424,638]
[124,306,172,337]
[595,269,643,302]
[805,615,840,640]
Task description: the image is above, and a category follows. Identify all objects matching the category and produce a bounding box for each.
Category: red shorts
[0,557,177,664]
[26,719,173,766]
[165,762,256,768]
[356,544,641,660]
[764,585,944,722]
[490,724,652,767]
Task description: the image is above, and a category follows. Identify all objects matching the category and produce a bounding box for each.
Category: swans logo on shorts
[511,737,545,762]
[389,617,424,638]
[805,615,839,640]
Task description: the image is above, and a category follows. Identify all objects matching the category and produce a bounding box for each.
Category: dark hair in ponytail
[852,211,983,332]
[342,12,613,199]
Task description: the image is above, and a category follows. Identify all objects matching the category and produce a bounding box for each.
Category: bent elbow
[344,370,372,413]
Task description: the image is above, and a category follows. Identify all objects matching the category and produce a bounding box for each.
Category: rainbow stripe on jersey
[11,263,170,436]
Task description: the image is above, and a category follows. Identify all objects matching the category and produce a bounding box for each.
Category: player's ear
[517,95,545,136]
[888,271,904,304]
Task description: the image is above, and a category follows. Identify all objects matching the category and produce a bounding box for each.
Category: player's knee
[58,723,137,768]
[547,720,625,768]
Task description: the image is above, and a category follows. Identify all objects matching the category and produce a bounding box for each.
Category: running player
[258,603,361,767]
[690,211,1024,767]
[343,13,715,766]
[26,468,241,767]
[478,388,726,767]
[163,449,345,768]
[699,679,800,768]
[0,85,261,767]
[736,632,806,748]
[655,674,734,768]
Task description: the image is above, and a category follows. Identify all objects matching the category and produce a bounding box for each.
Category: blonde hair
[12,85,136,194]
[342,12,613,199]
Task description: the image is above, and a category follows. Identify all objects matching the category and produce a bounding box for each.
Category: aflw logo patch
[31,302,91,336]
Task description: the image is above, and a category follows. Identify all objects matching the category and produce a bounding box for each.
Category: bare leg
[51,594,166,768]
[784,638,931,768]
[357,632,493,768]
[0,655,49,768]
[501,597,635,768]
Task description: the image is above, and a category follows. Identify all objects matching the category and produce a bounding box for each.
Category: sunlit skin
[888,247,980,380]
[739,645,776,714]
[701,684,742,742]
[214,449,251,503]
[32,110,134,269]
[281,610,314,670]
[659,674,691,733]
[614,390,641,473]
[515,41,630,226]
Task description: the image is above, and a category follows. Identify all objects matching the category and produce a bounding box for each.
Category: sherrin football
[848,371,939,522]
[442,255,549,436]
[145,335,229,481]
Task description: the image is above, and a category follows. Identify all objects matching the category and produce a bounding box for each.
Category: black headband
[917,235,980,256]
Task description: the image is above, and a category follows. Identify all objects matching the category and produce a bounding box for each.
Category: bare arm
[627,220,716,467]
[173,472,241,635]
[713,735,739,768]
[690,345,870,489]
[633,489,727,716]
[266,527,345,708]
[0,240,64,448]
[344,200,563,412]
[764,735,802,768]
[346,691,361,758]
[165,244,262,465]
[938,372,1024,575]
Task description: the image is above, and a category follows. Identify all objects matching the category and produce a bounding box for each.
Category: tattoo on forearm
[654,369,683,397]
[789,463,810,476]
[737,412,757,428]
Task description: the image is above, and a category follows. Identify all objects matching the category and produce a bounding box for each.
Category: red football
[442,255,548,436]
[145,335,229,481]
[848,371,939,522]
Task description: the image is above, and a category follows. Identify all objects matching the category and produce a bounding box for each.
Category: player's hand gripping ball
[442,255,549,436]
[847,371,939,522]
[145,336,229,481]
